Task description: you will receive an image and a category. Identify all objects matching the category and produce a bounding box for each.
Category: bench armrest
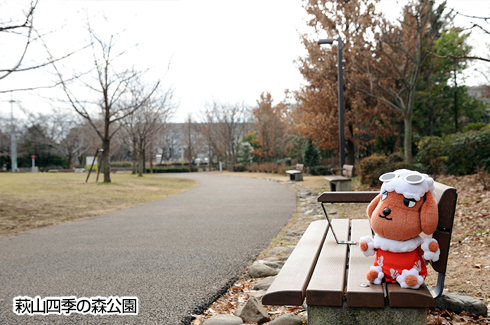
[317,191,379,203]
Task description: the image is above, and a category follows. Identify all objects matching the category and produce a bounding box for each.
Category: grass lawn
[0,172,197,237]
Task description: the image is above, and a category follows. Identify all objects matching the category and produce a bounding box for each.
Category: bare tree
[49,21,161,182]
[205,101,250,169]
[158,124,182,164]
[201,108,221,171]
[181,115,200,173]
[0,0,88,93]
[55,114,93,169]
[121,85,175,177]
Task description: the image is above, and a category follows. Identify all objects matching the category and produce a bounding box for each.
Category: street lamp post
[318,37,345,174]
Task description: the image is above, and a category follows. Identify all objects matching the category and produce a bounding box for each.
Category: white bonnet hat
[380,169,435,201]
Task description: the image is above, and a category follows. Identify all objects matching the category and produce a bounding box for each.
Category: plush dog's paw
[397,268,424,289]
[360,236,375,257]
[367,266,384,285]
[421,237,440,261]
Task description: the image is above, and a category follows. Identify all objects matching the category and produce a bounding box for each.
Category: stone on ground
[270,313,303,325]
[435,291,488,316]
[253,276,276,291]
[235,296,270,323]
[203,314,243,325]
[247,263,277,278]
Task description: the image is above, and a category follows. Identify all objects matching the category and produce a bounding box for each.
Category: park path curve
[0,173,296,324]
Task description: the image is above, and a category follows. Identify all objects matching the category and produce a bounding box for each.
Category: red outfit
[373,248,427,283]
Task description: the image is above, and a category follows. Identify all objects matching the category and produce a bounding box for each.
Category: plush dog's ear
[420,191,439,235]
[366,193,381,219]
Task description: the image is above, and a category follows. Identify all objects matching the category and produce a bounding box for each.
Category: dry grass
[0,172,197,237]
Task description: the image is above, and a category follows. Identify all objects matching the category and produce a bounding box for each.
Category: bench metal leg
[321,203,356,245]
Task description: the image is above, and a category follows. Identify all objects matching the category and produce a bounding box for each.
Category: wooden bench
[262,182,457,325]
[286,164,304,181]
[324,165,355,191]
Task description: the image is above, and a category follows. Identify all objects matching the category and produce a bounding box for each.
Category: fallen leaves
[428,309,490,324]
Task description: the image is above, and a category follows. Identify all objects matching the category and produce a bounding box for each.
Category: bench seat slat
[306,219,350,306]
[387,283,435,308]
[262,220,329,306]
[346,219,385,308]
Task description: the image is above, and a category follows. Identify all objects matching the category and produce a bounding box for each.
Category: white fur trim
[374,234,423,253]
[380,169,436,201]
[360,236,375,257]
[396,268,424,289]
[421,237,440,262]
[370,265,384,285]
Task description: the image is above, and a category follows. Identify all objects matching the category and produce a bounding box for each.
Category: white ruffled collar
[373,234,423,253]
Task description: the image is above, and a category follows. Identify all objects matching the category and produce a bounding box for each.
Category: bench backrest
[431,182,457,274]
[343,165,355,177]
[296,164,304,172]
[331,164,355,177]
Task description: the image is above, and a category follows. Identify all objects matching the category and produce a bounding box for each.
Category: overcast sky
[1,0,489,123]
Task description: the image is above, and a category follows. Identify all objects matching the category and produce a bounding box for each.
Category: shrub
[246,162,259,172]
[307,166,332,176]
[417,126,490,175]
[276,157,292,165]
[360,153,410,187]
[110,161,132,168]
[416,137,448,175]
[258,162,280,173]
[245,162,282,174]
[303,139,320,168]
[232,163,247,172]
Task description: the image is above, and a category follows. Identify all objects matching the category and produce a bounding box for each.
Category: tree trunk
[102,138,111,183]
[150,148,153,174]
[132,150,137,174]
[403,112,413,167]
[347,125,355,165]
[188,151,192,173]
[142,147,146,175]
[138,141,144,177]
[427,68,434,137]
[67,152,72,170]
[453,64,459,133]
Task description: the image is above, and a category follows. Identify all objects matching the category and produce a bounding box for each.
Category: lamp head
[318,38,335,45]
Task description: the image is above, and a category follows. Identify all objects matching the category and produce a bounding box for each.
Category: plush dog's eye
[381,191,388,201]
[404,198,416,208]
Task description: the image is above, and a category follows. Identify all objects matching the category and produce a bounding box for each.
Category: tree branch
[427,50,490,63]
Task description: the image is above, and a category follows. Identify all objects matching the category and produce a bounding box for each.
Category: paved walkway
[0,173,296,324]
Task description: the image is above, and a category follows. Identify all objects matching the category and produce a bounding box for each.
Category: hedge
[417,126,490,175]
[307,166,332,176]
[146,167,198,173]
[360,153,411,187]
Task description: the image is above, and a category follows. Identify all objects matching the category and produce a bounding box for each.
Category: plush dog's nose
[383,208,391,216]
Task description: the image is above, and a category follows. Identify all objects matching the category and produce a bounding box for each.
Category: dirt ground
[199,171,490,324]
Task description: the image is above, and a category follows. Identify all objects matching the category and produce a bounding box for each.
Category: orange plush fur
[367,191,439,241]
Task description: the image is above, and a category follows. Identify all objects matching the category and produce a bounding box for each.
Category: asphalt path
[0,173,296,324]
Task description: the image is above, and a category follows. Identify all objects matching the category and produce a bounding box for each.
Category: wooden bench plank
[346,219,385,308]
[387,283,435,308]
[306,219,350,306]
[262,220,328,306]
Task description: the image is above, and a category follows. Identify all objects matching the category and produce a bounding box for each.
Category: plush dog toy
[360,169,440,289]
